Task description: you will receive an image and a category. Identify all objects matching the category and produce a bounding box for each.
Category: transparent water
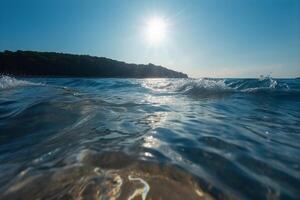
[0,76,299,200]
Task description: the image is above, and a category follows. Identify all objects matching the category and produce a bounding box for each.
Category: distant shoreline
[0,50,188,78]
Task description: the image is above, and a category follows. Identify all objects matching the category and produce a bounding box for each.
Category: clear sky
[1,0,299,78]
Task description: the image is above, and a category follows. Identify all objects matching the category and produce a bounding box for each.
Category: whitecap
[0,75,42,90]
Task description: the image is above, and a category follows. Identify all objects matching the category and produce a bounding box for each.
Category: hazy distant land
[0,50,188,78]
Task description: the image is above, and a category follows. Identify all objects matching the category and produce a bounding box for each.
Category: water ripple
[0,76,299,199]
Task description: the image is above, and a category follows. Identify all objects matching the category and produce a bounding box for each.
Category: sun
[145,17,168,44]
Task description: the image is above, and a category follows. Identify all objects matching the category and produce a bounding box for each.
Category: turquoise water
[0,76,299,199]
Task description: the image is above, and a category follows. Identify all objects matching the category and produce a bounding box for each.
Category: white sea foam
[0,75,41,90]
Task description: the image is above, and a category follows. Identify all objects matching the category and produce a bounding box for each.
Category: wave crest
[0,75,41,90]
[228,76,290,92]
[177,79,230,95]
[143,77,294,97]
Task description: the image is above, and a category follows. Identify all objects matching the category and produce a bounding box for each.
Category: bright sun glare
[145,17,167,44]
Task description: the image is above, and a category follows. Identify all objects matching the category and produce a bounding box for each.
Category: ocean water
[0,75,299,200]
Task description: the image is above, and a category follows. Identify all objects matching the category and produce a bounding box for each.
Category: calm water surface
[0,76,299,200]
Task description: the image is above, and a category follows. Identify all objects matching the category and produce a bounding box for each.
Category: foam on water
[0,75,41,90]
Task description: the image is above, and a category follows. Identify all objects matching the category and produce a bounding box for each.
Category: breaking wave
[0,75,42,90]
[143,76,295,97]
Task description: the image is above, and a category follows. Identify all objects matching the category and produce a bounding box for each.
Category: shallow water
[0,76,299,200]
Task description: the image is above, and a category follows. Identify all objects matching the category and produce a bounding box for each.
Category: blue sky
[1,0,299,77]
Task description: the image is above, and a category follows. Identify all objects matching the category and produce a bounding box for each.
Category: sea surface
[0,75,299,200]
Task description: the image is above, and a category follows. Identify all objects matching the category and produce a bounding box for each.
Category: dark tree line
[0,50,188,78]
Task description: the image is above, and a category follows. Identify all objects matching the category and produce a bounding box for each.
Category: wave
[0,75,42,90]
[143,77,296,97]
[227,76,290,91]
[1,75,298,98]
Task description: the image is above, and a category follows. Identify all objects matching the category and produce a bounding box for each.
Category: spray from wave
[0,75,42,90]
